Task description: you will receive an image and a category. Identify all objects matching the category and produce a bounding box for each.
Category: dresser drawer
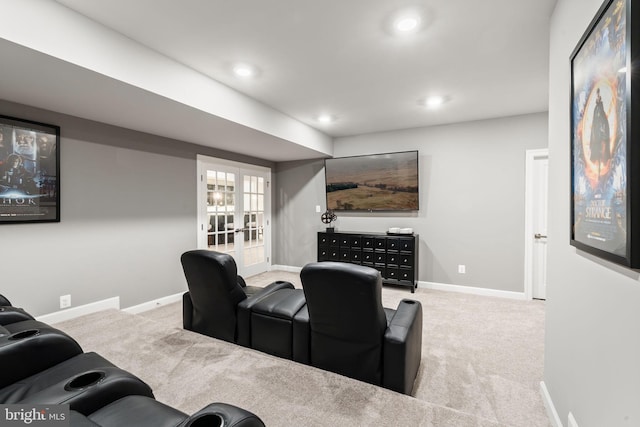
[399,239,414,252]
[362,237,375,249]
[386,267,399,280]
[386,253,399,266]
[362,251,375,263]
[398,267,414,282]
[399,254,414,267]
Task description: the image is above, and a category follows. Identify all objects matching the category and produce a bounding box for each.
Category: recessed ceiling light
[395,16,419,32]
[420,95,449,109]
[317,114,336,124]
[426,96,444,107]
[233,63,256,78]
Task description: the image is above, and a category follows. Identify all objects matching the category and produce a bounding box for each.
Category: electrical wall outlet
[316,205,322,213]
[60,294,71,309]
[458,265,466,274]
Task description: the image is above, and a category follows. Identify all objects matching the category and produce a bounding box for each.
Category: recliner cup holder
[64,371,106,391]
[8,329,40,340]
[186,414,224,427]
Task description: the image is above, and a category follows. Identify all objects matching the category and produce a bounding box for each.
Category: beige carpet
[53,271,550,427]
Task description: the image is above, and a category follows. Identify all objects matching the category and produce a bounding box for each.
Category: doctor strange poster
[571,0,627,259]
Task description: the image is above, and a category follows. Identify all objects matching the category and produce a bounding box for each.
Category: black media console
[317,231,419,293]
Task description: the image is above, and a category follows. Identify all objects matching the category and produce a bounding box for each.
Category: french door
[197,155,271,277]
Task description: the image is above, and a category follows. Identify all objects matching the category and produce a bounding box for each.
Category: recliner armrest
[178,402,266,427]
[236,281,294,347]
[382,299,423,395]
[84,395,186,427]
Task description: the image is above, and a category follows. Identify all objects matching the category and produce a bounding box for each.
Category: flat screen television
[324,150,419,211]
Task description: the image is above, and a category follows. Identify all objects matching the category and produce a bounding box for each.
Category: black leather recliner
[300,262,423,395]
[0,294,92,388]
[0,319,84,389]
[0,351,155,415]
[0,292,267,426]
[181,250,294,346]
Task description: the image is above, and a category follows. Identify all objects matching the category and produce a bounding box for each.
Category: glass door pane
[240,171,268,277]
[206,169,236,256]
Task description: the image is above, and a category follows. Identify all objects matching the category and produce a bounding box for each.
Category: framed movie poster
[0,115,60,223]
[570,0,640,267]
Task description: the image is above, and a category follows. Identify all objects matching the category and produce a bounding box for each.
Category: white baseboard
[418,280,526,300]
[270,264,302,273]
[36,292,184,323]
[37,297,120,324]
[270,266,526,300]
[540,381,563,427]
[122,292,183,314]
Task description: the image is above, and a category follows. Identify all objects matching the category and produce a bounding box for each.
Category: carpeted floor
[53,271,550,427]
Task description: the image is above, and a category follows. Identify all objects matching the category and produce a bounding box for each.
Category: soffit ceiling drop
[2,1,557,161]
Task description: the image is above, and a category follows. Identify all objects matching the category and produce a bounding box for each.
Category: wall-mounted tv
[324,150,419,211]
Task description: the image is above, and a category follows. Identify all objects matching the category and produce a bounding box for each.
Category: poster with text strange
[571,0,627,258]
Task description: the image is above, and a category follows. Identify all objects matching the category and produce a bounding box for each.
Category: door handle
[534,233,548,239]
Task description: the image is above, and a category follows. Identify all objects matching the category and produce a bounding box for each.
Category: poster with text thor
[0,115,60,224]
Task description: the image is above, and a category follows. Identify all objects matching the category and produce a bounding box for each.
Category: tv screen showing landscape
[324,150,419,211]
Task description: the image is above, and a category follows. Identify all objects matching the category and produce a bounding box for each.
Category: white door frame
[196,155,272,276]
[523,148,549,300]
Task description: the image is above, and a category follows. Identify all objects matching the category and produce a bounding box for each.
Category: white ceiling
[3,0,557,161]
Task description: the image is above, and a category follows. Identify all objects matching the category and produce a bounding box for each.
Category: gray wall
[274,113,548,293]
[273,159,327,269]
[0,100,273,316]
[545,1,640,426]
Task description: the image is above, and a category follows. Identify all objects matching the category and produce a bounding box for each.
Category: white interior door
[532,155,548,300]
[197,156,271,277]
[524,149,549,300]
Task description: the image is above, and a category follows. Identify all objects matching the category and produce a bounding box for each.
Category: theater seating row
[0,294,265,427]
[181,250,423,395]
